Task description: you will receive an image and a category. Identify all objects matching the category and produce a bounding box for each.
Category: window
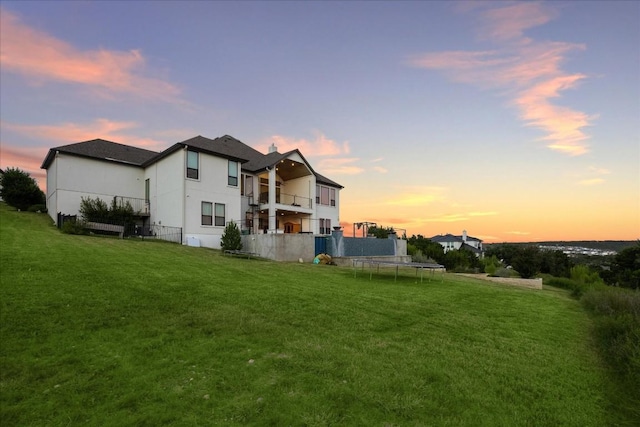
[228,160,238,186]
[321,186,329,205]
[319,218,331,234]
[316,184,337,207]
[202,202,212,225]
[144,179,150,203]
[215,203,225,226]
[187,151,199,179]
[245,175,253,197]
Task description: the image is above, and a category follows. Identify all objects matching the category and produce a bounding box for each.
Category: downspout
[267,166,276,232]
[182,146,187,245]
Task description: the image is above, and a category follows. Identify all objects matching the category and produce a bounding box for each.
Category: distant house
[41,135,343,251]
[430,230,484,257]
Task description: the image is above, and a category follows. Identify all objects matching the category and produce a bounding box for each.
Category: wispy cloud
[255,131,367,176]
[3,119,167,150]
[0,146,48,189]
[316,158,364,175]
[468,211,499,217]
[408,1,594,156]
[0,8,180,101]
[578,178,605,186]
[386,186,448,207]
[256,131,350,158]
[372,166,388,174]
[576,165,611,186]
[505,231,531,236]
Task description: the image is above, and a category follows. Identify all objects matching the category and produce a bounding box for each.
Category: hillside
[0,203,632,426]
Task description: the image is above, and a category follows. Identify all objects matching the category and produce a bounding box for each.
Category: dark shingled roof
[430,233,482,243]
[41,135,343,188]
[41,139,158,169]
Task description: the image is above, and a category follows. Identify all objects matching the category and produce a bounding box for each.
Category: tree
[511,245,542,279]
[605,243,640,289]
[540,249,573,277]
[221,221,242,251]
[367,226,395,239]
[407,235,445,263]
[0,167,46,211]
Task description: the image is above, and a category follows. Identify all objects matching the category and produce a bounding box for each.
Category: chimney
[268,143,278,153]
[462,230,467,242]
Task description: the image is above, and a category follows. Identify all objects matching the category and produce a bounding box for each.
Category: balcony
[114,196,150,216]
[259,192,312,210]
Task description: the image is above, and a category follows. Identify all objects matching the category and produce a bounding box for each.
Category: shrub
[220,221,242,251]
[543,276,601,298]
[482,255,501,275]
[27,204,47,213]
[581,288,640,390]
[493,267,515,278]
[61,219,87,235]
[571,264,604,286]
[79,197,109,221]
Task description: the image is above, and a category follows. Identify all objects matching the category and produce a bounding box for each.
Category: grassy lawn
[0,203,626,426]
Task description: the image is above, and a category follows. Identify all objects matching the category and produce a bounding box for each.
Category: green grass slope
[0,204,621,426]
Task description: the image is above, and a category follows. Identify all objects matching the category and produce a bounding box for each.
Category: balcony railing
[114,196,150,216]
[259,192,312,209]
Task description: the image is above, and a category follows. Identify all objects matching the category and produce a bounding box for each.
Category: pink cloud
[316,158,364,176]
[480,2,556,42]
[0,146,48,189]
[255,131,350,158]
[408,2,594,156]
[3,119,167,151]
[0,8,180,100]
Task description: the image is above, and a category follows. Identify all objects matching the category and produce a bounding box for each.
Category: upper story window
[316,184,336,207]
[228,160,238,186]
[187,150,199,179]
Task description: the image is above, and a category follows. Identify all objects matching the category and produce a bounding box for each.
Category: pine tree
[220,221,242,251]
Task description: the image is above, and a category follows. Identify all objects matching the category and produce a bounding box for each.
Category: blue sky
[1,1,638,241]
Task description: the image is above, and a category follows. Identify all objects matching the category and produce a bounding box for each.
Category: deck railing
[114,196,150,215]
[258,192,312,209]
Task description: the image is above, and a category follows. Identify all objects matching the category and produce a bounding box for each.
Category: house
[430,230,484,257]
[41,135,343,251]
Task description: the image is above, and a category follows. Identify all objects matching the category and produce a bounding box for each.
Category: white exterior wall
[182,151,242,249]
[285,176,314,208]
[46,153,144,223]
[145,153,184,230]
[315,185,340,233]
[46,155,58,223]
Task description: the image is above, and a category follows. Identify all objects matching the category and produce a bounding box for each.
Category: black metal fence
[57,212,181,244]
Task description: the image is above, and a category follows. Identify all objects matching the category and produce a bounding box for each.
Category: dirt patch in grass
[456,273,543,290]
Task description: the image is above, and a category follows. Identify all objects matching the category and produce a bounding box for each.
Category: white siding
[146,152,184,229]
[48,154,145,222]
[46,154,58,223]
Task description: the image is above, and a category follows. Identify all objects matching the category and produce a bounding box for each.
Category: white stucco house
[41,135,343,251]
[430,230,484,257]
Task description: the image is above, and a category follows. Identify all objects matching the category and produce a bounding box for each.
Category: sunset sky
[1,1,638,242]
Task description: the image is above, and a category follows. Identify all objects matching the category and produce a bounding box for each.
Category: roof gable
[41,139,158,169]
[41,134,343,189]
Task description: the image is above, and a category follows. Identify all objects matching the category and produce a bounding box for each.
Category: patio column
[268,166,276,231]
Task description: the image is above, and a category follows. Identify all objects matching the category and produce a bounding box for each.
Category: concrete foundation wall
[241,234,316,262]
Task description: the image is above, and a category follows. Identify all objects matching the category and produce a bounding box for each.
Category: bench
[223,250,258,259]
[86,221,125,238]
